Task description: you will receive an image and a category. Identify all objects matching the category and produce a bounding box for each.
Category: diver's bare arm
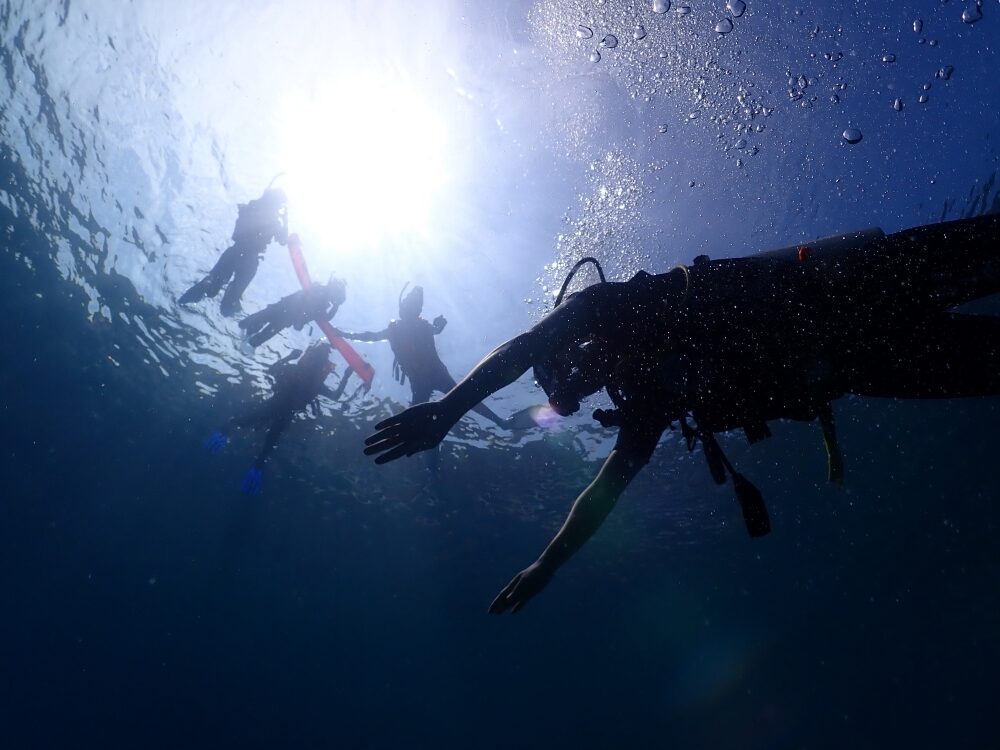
[441,331,542,419]
[538,450,645,571]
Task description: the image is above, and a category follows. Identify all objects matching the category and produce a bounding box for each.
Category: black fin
[701,432,728,485]
[818,403,844,486]
[733,472,771,537]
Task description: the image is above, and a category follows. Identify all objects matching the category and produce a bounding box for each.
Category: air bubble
[576,25,594,39]
[726,0,747,17]
[601,34,619,48]
[590,50,601,63]
[658,124,669,133]
[922,82,931,91]
[715,18,734,33]
[962,5,983,24]
[918,94,928,104]
[842,127,863,144]
[652,0,671,13]
[893,98,904,111]
[688,111,700,120]
[675,4,691,15]
[936,65,954,80]
[735,138,747,149]
[634,24,647,40]
[882,53,896,63]
[913,19,923,33]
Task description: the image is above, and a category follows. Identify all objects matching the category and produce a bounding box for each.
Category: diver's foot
[242,466,264,495]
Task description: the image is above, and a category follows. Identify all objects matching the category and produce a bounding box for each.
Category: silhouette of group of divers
[180,185,999,613]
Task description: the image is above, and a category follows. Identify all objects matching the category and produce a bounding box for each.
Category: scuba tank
[755,227,885,261]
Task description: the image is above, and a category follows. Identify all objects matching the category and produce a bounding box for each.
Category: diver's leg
[248,323,282,348]
[409,383,439,472]
[434,371,506,427]
[410,383,432,405]
[180,246,241,304]
[471,402,507,428]
[253,413,293,467]
[220,249,261,317]
[238,307,269,335]
[846,313,1000,399]
[229,403,272,431]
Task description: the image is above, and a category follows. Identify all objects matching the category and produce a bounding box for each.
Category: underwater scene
[1,1,999,748]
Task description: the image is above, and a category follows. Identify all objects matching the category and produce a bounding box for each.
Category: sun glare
[276,70,451,253]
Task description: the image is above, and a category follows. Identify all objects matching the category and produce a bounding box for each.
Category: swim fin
[733,472,770,537]
[242,466,264,495]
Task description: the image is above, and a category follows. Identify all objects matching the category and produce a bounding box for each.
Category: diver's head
[301,341,333,369]
[261,187,287,210]
[326,275,347,303]
[533,338,614,417]
[399,284,424,319]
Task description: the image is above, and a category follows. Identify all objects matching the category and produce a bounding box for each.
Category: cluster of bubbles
[529,0,988,300]
[529,148,647,313]
[874,17,962,122]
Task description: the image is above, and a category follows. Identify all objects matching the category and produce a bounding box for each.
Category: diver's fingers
[364,430,400,447]
[363,438,399,456]
[488,575,521,614]
[372,444,415,465]
[373,415,406,432]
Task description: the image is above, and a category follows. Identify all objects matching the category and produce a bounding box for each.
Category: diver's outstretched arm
[335,327,390,342]
[489,449,645,614]
[364,331,543,463]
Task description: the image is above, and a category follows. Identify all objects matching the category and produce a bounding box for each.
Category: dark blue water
[2,2,1000,748]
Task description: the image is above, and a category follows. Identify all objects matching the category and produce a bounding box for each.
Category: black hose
[554,257,606,308]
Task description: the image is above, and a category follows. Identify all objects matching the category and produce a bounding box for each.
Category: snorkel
[398,283,424,319]
[534,257,609,416]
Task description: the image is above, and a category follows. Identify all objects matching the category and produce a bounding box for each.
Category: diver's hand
[433,315,447,333]
[488,559,555,614]
[364,401,453,464]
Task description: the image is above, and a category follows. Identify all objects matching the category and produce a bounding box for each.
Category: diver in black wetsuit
[206,342,353,493]
[363,214,1000,612]
[239,277,347,348]
[179,188,289,316]
[336,284,511,429]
